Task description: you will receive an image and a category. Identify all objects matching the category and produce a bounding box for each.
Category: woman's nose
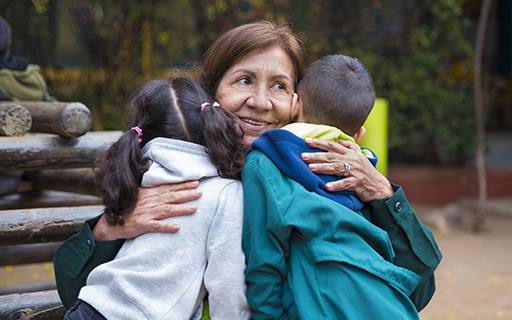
[246,86,272,111]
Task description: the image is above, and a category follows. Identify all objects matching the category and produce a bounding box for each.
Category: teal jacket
[242,149,442,319]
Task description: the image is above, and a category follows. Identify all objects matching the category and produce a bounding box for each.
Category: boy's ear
[290,93,301,123]
[353,126,366,143]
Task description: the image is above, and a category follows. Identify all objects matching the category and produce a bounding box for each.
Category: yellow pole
[359,98,389,177]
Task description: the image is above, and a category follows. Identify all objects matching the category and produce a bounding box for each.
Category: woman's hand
[92,181,202,240]
[301,138,394,202]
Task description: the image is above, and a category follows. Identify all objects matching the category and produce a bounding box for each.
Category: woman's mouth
[239,117,270,127]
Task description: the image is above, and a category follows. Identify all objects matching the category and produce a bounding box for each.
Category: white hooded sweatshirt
[79,138,250,320]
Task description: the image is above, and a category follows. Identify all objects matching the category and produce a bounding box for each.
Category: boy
[242,55,441,319]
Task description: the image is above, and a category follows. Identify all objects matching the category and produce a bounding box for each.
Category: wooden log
[0,282,56,296]
[27,168,100,196]
[0,131,122,171]
[0,101,92,138]
[0,190,101,211]
[0,103,32,137]
[0,205,103,246]
[0,242,62,266]
[0,290,66,320]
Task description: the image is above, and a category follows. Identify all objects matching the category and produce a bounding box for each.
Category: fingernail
[309,164,317,170]
[171,225,180,232]
[302,153,310,160]
[188,205,197,213]
[304,138,313,143]
[326,183,333,190]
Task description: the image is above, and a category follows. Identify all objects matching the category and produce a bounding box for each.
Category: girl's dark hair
[95,77,246,226]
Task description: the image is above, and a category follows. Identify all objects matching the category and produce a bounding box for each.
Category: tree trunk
[473,0,493,232]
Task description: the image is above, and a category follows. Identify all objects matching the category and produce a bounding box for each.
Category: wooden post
[0,290,66,319]
[0,101,92,138]
[27,168,100,196]
[0,103,32,137]
[0,205,102,246]
[0,131,122,171]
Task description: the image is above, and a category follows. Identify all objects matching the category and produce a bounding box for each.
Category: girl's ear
[353,126,366,143]
[290,93,302,123]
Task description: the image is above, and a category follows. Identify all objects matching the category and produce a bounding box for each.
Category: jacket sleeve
[361,183,443,311]
[53,215,124,309]
[242,158,293,320]
[204,181,251,320]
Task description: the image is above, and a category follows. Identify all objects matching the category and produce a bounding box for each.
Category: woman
[54,21,441,313]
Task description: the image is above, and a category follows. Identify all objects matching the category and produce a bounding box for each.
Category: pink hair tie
[131,126,142,143]
[201,102,220,111]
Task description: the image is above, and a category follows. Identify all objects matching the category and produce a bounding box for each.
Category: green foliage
[1,0,478,164]
[378,39,475,164]
[325,0,475,165]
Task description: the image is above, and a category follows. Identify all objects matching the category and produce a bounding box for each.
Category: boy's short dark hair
[0,16,11,60]
[297,54,375,136]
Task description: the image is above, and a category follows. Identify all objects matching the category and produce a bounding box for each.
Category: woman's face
[215,45,296,145]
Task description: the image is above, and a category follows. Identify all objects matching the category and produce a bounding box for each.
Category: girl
[62,77,250,320]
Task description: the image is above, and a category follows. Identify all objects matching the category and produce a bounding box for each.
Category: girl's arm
[54,180,202,310]
[204,182,251,320]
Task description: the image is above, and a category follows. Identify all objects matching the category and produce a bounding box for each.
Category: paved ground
[418,205,512,320]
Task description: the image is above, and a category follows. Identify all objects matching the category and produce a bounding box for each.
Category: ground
[418,207,512,320]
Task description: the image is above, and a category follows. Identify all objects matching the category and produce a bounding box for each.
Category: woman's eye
[273,83,286,90]
[237,77,251,85]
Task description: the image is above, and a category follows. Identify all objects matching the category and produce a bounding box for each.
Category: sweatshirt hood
[141,137,218,187]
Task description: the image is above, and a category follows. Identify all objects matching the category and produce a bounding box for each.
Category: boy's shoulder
[283,123,355,144]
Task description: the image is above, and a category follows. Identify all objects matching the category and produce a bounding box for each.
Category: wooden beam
[0,205,103,246]
[0,290,66,320]
[0,190,101,211]
[0,101,92,138]
[0,131,122,171]
[0,242,62,266]
[27,168,99,196]
[0,103,32,137]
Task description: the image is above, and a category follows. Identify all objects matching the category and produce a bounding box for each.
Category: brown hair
[297,55,375,136]
[95,77,246,226]
[200,21,304,96]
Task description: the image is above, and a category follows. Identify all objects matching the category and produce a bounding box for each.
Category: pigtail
[94,128,148,226]
[200,104,247,180]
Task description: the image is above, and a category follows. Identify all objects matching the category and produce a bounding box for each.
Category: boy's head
[295,54,375,137]
[0,16,11,61]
